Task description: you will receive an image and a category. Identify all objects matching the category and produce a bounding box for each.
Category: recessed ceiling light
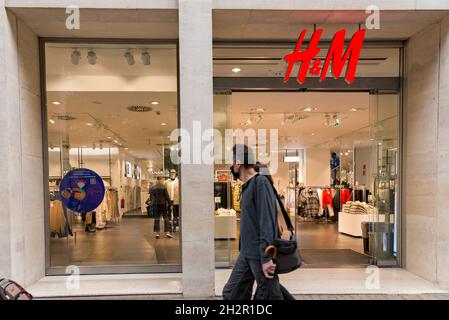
[232,67,241,73]
[345,152,349,156]
[161,122,167,126]
[52,101,61,105]
[107,137,112,139]
[350,108,358,112]
[151,101,159,105]
[49,119,55,124]
[304,107,312,112]
[86,123,93,126]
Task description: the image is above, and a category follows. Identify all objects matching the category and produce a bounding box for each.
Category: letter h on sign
[284,29,366,84]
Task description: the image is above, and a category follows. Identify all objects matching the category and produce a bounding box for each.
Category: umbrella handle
[264,245,278,260]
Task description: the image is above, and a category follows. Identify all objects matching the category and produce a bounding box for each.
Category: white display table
[338,212,393,237]
[338,212,369,237]
[214,215,237,239]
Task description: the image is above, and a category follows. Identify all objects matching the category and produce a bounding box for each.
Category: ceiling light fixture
[124,49,135,66]
[232,67,241,73]
[161,122,167,126]
[141,49,151,66]
[49,119,55,125]
[71,49,81,65]
[86,123,93,126]
[151,101,159,105]
[304,107,312,112]
[350,108,358,112]
[333,114,342,127]
[283,112,308,125]
[52,101,61,105]
[87,49,97,65]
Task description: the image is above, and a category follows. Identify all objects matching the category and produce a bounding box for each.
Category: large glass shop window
[45,43,180,271]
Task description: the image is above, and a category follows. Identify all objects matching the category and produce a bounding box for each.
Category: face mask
[230,165,240,180]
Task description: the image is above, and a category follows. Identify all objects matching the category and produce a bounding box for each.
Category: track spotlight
[141,49,151,66]
[124,49,135,66]
[71,49,81,65]
[87,49,97,65]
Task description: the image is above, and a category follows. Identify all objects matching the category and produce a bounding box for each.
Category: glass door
[368,93,400,266]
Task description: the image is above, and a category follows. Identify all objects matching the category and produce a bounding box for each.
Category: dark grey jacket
[240,174,278,264]
[149,182,171,206]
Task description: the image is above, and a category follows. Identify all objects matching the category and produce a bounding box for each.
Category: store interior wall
[304,148,331,186]
[0,10,45,286]
[405,15,449,288]
[354,146,373,187]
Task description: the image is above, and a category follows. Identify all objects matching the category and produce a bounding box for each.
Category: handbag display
[257,175,302,274]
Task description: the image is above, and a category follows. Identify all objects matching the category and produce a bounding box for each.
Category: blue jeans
[222,254,283,300]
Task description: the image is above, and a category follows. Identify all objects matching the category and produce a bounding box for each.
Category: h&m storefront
[1,1,449,298]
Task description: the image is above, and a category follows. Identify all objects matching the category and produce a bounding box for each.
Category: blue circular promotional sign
[59,168,105,213]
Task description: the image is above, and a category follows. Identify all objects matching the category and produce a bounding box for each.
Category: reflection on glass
[45,43,180,269]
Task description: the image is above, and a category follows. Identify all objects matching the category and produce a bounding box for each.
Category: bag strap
[272,184,295,232]
[254,174,295,232]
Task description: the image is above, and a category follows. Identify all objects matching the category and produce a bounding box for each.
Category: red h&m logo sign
[284,29,366,84]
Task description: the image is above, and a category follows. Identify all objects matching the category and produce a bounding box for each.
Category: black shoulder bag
[256,175,302,274]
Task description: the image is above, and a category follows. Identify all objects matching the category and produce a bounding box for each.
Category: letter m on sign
[321,29,366,84]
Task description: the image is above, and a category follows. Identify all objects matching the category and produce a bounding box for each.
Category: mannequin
[165,169,180,232]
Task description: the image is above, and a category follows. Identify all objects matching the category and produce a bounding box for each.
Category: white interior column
[178,0,215,297]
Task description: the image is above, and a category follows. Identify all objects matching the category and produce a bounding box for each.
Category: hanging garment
[299,188,321,218]
[107,190,120,221]
[316,188,323,209]
[50,200,66,237]
[322,189,333,209]
[340,188,351,205]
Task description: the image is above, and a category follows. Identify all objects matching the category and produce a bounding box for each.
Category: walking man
[222,144,283,300]
[150,175,173,239]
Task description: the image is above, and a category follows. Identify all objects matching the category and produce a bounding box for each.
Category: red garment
[340,189,351,205]
[322,189,333,209]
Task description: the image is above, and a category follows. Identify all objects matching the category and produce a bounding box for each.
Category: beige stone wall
[404,15,449,288]
[179,0,215,298]
[0,6,45,286]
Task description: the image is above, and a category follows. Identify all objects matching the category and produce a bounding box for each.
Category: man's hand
[262,260,276,279]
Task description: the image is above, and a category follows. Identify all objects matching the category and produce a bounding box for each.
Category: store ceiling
[46,91,178,162]
[45,43,398,164]
[229,92,370,150]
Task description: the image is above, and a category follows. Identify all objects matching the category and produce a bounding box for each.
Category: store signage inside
[283,29,366,84]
